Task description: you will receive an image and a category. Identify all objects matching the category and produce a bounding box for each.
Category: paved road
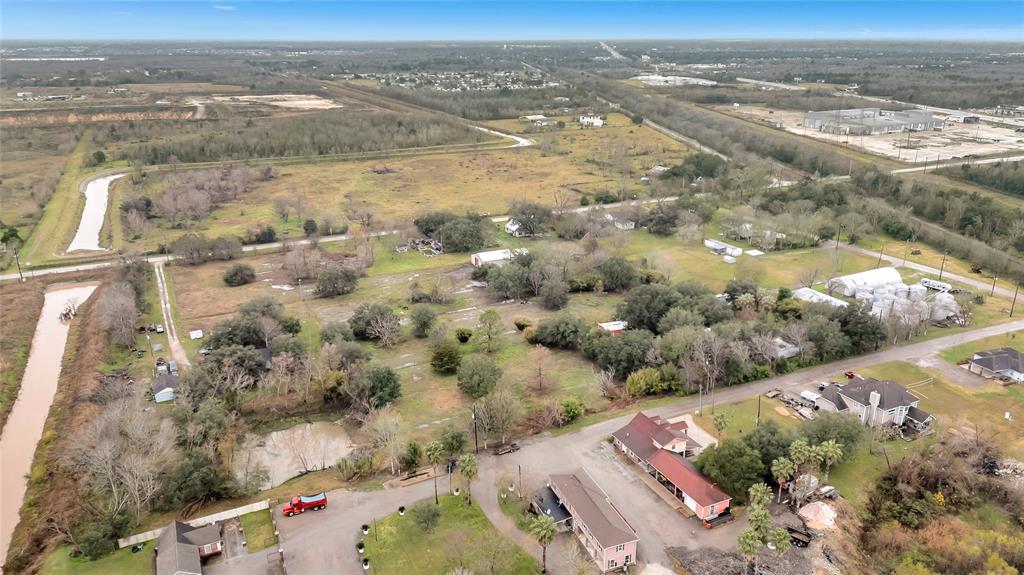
[831,240,1019,299]
[599,41,629,61]
[274,316,1024,573]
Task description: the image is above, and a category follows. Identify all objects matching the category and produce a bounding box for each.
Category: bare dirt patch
[212,94,341,110]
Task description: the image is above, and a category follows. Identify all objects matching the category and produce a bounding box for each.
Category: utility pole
[876,243,885,269]
[902,239,910,266]
[1012,283,1019,317]
[991,275,998,297]
[472,405,479,453]
[756,395,762,428]
[938,251,947,281]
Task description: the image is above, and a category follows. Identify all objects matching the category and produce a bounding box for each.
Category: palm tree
[737,528,761,573]
[1,226,24,281]
[770,457,796,504]
[527,514,557,573]
[788,438,812,474]
[426,440,445,504]
[817,439,844,481]
[712,412,730,439]
[457,453,478,504]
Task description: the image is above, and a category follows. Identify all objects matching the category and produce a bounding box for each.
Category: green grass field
[362,496,538,575]
[692,395,800,440]
[938,330,1024,364]
[239,509,276,552]
[40,544,151,575]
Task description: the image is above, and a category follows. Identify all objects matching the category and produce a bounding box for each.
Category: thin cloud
[212,5,236,11]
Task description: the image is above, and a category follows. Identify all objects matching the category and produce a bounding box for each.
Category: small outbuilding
[968,348,1024,383]
[598,320,629,335]
[151,373,179,403]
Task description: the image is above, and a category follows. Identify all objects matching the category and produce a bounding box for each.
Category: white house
[504,219,528,237]
[827,267,902,297]
[151,373,179,403]
[579,114,605,127]
[817,377,933,430]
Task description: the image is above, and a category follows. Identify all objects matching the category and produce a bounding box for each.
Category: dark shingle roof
[155,521,221,575]
[151,373,179,394]
[971,348,1024,373]
[819,384,848,411]
[840,377,917,410]
[906,405,933,424]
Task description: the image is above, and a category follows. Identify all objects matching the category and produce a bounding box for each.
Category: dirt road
[154,261,190,368]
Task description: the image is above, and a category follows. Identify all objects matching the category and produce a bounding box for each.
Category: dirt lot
[211,94,342,110]
[722,104,1024,162]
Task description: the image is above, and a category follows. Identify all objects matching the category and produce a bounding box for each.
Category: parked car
[494,443,520,455]
[283,492,328,517]
[155,324,165,334]
[168,360,178,375]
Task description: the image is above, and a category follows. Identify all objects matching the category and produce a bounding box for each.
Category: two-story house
[816,376,933,431]
[535,470,639,572]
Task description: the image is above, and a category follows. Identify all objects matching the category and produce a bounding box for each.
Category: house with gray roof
[968,348,1024,383]
[816,377,933,431]
[543,470,639,572]
[154,521,223,575]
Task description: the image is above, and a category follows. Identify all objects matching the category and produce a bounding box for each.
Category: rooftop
[971,348,1024,373]
[549,470,637,549]
[647,450,731,508]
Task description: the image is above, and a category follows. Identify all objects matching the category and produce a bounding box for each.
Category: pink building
[535,470,639,572]
[613,412,731,525]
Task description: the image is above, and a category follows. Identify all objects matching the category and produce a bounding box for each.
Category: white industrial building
[630,74,717,87]
[804,108,944,135]
[792,287,849,308]
[827,267,904,297]
[579,114,605,127]
[470,248,528,267]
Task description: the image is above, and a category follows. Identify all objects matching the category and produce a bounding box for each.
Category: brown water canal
[0,283,98,563]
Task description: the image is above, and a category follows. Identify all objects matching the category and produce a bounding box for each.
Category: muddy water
[0,284,97,563]
[232,422,353,490]
[67,173,124,252]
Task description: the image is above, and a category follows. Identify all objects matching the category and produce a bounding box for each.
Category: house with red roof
[612,412,731,524]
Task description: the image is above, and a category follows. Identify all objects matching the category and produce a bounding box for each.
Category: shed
[792,287,848,308]
[598,321,628,335]
[151,373,179,404]
[471,249,513,267]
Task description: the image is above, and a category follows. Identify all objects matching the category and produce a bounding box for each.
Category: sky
[2,1,1022,42]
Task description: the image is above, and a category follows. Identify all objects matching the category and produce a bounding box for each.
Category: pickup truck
[283,492,328,517]
[494,443,520,455]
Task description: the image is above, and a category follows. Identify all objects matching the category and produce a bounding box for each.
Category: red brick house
[612,412,730,522]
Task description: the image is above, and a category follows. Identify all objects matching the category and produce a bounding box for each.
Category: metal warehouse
[803,108,944,135]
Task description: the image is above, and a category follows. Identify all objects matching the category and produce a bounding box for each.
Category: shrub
[454,327,473,343]
[561,396,584,423]
[410,502,441,533]
[320,321,354,344]
[410,305,437,338]
[513,317,533,331]
[350,304,395,340]
[431,340,462,374]
[315,266,359,297]
[625,367,666,397]
[529,314,589,349]
[303,218,318,236]
[582,330,654,378]
[579,194,591,206]
[456,354,502,398]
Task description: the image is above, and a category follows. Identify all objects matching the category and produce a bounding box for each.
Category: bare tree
[368,407,404,475]
[782,322,815,361]
[368,313,401,348]
[748,333,778,371]
[690,331,728,414]
[798,266,820,288]
[529,345,552,392]
[99,281,138,347]
[476,388,521,446]
[256,316,283,348]
[273,197,292,221]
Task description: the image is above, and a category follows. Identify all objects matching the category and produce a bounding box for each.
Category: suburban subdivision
[1,9,1023,575]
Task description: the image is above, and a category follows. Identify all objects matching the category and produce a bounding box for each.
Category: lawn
[362,495,538,575]
[239,509,276,552]
[938,330,1024,364]
[40,543,151,575]
[692,395,800,440]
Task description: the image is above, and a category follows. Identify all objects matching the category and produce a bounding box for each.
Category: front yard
[361,496,539,574]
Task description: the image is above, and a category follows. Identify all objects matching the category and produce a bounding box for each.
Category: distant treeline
[938,161,1024,199]
[665,87,908,113]
[377,86,591,120]
[120,110,490,164]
